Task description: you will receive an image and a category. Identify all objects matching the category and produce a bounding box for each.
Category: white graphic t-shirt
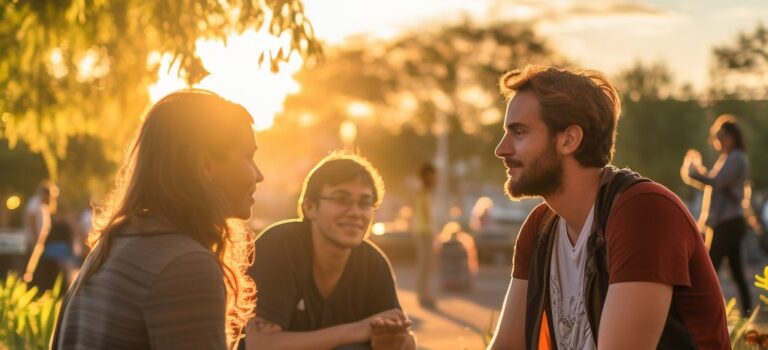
[549,205,596,350]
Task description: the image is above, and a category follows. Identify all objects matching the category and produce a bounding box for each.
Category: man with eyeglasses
[245,152,416,350]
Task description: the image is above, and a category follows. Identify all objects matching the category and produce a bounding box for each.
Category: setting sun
[148,30,303,130]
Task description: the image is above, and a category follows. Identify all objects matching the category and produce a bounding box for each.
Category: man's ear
[557,125,584,156]
[303,200,318,220]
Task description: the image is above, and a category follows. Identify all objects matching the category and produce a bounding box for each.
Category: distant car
[0,228,26,278]
[470,197,541,264]
[368,222,415,261]
[370,197,542,264]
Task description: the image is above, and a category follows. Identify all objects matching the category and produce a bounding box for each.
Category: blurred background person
[74,196,98,259]
[681,114,752,315]
[469,197,494,233]
[24,181,60,253]
[23,180,59,282]
[32,214,80,292]
[412,162,437,308]
[436,221,478,292]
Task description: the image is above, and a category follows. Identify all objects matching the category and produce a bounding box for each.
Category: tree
[373,19,563,136]
[286,20,563,165]
[613,99,709,194]
[611,59,768,194]
[0,0,321,180]
[708,22,768,188]
[274,19,564,209]
[710,22,768,99]
[614,60,679,101]
[612,60,708,194]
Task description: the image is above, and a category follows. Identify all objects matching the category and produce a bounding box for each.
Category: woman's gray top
[51,232,227,350]
[689,149,749,228]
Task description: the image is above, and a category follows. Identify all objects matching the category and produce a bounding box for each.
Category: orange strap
[538,312,553,350]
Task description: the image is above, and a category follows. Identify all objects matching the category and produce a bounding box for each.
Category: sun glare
[148,30,303,130]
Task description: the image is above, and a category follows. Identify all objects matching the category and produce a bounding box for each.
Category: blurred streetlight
[346,101,373,119]
[297,112,316,127]
[6,195,20,210]
[372,222,386,236]
[339,120,358,150]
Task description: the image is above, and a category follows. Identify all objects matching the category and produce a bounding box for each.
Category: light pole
[432,111,450,227]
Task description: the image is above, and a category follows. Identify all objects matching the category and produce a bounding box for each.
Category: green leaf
[16,287,39,311]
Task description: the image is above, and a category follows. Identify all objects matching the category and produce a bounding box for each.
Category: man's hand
[344,308,406,343]
[370,311,414,350]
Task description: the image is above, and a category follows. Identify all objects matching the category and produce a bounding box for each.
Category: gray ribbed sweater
[51,232,227,350]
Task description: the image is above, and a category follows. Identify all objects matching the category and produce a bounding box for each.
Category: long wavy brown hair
[82,89,256,347]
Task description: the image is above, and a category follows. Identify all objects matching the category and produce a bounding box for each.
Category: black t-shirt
[249,219,401,331]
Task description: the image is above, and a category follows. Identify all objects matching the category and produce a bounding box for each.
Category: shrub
[0,273,62,350]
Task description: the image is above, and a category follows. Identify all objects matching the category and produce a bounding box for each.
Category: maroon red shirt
[513,182,730,349]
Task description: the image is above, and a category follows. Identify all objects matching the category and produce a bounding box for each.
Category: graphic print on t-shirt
[551,270,594,350]
[550,207,596,350]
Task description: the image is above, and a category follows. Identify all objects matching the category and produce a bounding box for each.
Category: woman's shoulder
[120,230,210,250]
[111,232,216,275]
[729,149,749,162]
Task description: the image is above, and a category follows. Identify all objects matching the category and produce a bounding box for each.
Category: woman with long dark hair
[682,114,752,315]
[51,90,263,350]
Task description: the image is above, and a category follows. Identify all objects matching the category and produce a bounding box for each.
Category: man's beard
[504,142,564,200]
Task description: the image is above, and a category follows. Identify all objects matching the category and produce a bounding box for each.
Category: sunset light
[6,1,768,349]
[148,30,303,130]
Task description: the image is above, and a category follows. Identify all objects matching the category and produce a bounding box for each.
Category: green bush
[0,273,62,350]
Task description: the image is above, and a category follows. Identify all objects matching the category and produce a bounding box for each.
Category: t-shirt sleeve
[144,251,227,350]
[512,203,550,280]
[369,248,401,313]
[249,231,297,329]
[606,186,695,287]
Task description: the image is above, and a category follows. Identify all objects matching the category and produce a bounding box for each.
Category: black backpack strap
[527,167,652,349]
[525,206,560,350]
[592,168,698,349]
[594,167,652,249]
[585,167,651,344]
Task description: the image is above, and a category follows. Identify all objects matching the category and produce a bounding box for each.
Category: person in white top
[23,180,59,281]
[23,181,58,254]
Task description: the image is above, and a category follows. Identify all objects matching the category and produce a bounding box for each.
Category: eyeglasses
[316,195,377,211]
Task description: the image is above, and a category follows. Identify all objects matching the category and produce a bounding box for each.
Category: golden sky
[304,0,768,91]
[149,0,768,128]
